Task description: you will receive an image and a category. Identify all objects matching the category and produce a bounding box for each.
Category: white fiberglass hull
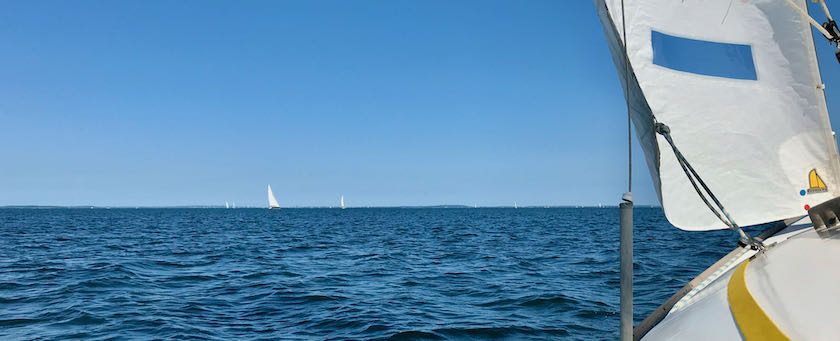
[639,216,840,340]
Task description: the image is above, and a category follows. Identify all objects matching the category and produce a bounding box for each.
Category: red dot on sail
[805,204,811,211]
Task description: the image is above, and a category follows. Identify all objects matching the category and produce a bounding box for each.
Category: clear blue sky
[2,1,839,207]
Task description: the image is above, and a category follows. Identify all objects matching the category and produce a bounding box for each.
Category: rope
[621,0,631,194]
[783,0,834,38]
[784,0,840,50]
[655,123,763,250]
[820,0,833,21]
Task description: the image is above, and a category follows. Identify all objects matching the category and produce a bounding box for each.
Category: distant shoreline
[0,205,662,209]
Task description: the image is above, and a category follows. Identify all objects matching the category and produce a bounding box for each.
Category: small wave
[55,312,106,326]
[387,330,445,340]
[152,259,218,268]
[300,294,345,302]
[433,326,569,338]
[23,244,49,249]
[0,318,41,327]
[243,271,273,280]
[575,308,616,319]
[61,277,134,291]
[0,296,24,305]
[477,298,517,307]
[519,294,579,309]
[352,253,380,260]
[364,324,391,333]
[167,274,217,281]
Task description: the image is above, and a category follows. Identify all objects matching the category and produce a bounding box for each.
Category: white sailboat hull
[639,217,840,340]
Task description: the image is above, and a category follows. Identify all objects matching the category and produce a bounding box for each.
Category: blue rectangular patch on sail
[651,31,757,80]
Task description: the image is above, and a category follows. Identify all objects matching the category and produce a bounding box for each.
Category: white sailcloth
[267,185,280,209]
[596,0,840,230]
[340,196,345,209]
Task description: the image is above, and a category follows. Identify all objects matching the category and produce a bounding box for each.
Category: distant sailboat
[232,202,236,209]
[514,202,518,209]
[267,185,280,209]
[340,196,345,209]
[225,202,230,209]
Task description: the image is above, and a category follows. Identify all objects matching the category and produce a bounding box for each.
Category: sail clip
[816,0,840,63]
[815,0,840,44]
[822,18,840,63]
[823,19,840,44]
[784,0,840,63]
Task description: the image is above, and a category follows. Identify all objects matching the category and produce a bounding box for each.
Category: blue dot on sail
[651,31,757,80]
[800,189,807,196]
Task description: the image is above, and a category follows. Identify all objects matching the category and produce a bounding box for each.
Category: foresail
[596,0,840,230]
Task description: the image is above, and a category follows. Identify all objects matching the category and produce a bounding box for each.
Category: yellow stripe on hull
[727,260,790,340]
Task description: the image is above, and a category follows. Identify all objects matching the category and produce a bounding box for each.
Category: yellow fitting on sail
[808,169,828,193]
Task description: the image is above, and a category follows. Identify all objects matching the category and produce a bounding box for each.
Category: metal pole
[619,0,633,338]
[620,192,633,341]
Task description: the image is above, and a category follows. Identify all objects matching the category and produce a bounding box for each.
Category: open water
[0,207,746,340]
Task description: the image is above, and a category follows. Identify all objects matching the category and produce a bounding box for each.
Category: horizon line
[0,204,663,209]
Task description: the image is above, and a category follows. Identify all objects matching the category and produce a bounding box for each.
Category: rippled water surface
[0,207,744,340]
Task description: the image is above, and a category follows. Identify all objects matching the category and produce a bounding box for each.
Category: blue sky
[1,1,839,207]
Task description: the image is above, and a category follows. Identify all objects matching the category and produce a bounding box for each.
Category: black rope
[655,123,762,249]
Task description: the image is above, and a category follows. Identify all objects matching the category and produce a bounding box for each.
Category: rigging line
[819,0,833,21]
[655,123,762,249]
[783,0,834,38]
[722,0,735,24]
[668,137,734,225]
[621,0,631,193]
[656,125,733,230]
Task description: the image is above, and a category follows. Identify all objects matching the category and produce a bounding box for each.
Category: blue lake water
[0,207,744,340]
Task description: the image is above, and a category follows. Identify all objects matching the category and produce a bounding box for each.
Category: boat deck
[642,217,840,340]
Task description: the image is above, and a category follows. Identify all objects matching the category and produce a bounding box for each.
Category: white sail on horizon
[267,185,280,209]
[596,0,840,230]
[340,195,345,209]
[225,201,229,209]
